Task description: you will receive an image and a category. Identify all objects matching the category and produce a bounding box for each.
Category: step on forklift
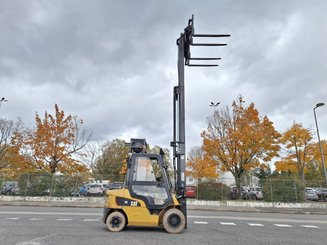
[102,15,229,234]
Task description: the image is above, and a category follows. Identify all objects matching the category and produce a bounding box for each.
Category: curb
[0,196,326,215]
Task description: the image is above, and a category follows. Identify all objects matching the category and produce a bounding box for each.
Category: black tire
[162,208,186,234]
[106,211,126,232]
[252,195,257,200]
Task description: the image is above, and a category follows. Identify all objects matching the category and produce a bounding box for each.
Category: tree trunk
[50,157,58,173]
[235,177,242,200]
[300,168,305,182]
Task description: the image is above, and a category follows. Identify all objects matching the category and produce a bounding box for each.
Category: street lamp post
[313,102,327,187]
[210,101,220,111]
[0,97,8,111]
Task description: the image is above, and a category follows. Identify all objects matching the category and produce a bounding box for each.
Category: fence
[191,178,327,203]
[0,173,326,203]
[0,173,92,197]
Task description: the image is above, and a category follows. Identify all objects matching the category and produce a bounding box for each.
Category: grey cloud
[1,0,327,152]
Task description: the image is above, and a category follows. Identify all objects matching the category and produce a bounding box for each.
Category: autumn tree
[275,121,327,182]
[201,96,280,198]
[1,118,19,170]
[25,104,91,174]
[186,146,218,182]
[304,159,324,186]
[93,139,129,181]
[305,141,327,183]
[0,118,31,176]
[275,123,315,181]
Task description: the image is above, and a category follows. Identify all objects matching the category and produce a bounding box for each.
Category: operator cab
[128,154,172,208]
[126,139,173,210]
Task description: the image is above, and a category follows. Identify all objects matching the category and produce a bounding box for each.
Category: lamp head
[316,103,325,108]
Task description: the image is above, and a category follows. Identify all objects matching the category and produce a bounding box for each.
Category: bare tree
[0,118,24,171]
[82,141,103,175]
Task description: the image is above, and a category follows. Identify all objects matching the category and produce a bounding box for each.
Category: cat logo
[116,197,141,207]
[130,201,138,206]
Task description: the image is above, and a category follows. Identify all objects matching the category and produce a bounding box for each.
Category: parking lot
[1,206,327,245]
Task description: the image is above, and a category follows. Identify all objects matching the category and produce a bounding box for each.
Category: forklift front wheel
[162,208,185,234]
[106,211,126,232]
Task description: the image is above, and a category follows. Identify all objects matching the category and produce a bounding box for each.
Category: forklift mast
[103,16,229,234]
[171,15,230,219]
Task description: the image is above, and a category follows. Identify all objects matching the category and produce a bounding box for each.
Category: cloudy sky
[1,0,327,154]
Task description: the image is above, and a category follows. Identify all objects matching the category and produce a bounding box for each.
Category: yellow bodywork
[104,188,179,227]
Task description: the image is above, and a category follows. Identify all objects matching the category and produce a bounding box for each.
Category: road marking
[274,224,292,227]
[248,223,264,227]
[1,212,327,225]
[193,221,208,224]
[57,218,73,221]
[29,218,45,221]
[4,217,19,220]
[301,225,320,229]
[220,222,236,226]
[16,235,49,245]
[188,215,327,224]
[19,242,40,245]
[0,211,101,216]
[83,219,100,222]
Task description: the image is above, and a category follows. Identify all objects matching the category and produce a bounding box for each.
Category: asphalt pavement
[0,206,327,245]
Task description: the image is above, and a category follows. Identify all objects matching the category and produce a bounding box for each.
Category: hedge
[196,182,229,201]
[18,173,84,197]
[262,178,305,202]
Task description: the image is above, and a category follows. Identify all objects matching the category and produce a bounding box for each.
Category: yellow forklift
[102,138,185,233]
[102,15,229,234]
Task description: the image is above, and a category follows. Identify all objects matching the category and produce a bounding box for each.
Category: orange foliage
[25,104,89,174]
[120,159,128,175]
[186,146,218,180]
[310,140,327,166]
[201,96,280,181]
[275,123,323,180]
[0,145,32,178]
[0,118,34,177]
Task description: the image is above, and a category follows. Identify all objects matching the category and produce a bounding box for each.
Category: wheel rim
[110,216,122,228]
[168,214,181,228]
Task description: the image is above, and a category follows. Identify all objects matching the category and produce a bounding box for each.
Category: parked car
[70,186,88,197]
[304,188,318,201]
[79,185,88,196]
[313,188,327,201]
[86,183,105,196]
[43,188,50,196]
[229,186,249,200]
[107,182,123,190]
[1,181,20,195]
[246,187,263,200]
[185,186,196,198]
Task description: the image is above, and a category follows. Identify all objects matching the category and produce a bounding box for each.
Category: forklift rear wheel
[106,211,126,232]
[162,208,185,234]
